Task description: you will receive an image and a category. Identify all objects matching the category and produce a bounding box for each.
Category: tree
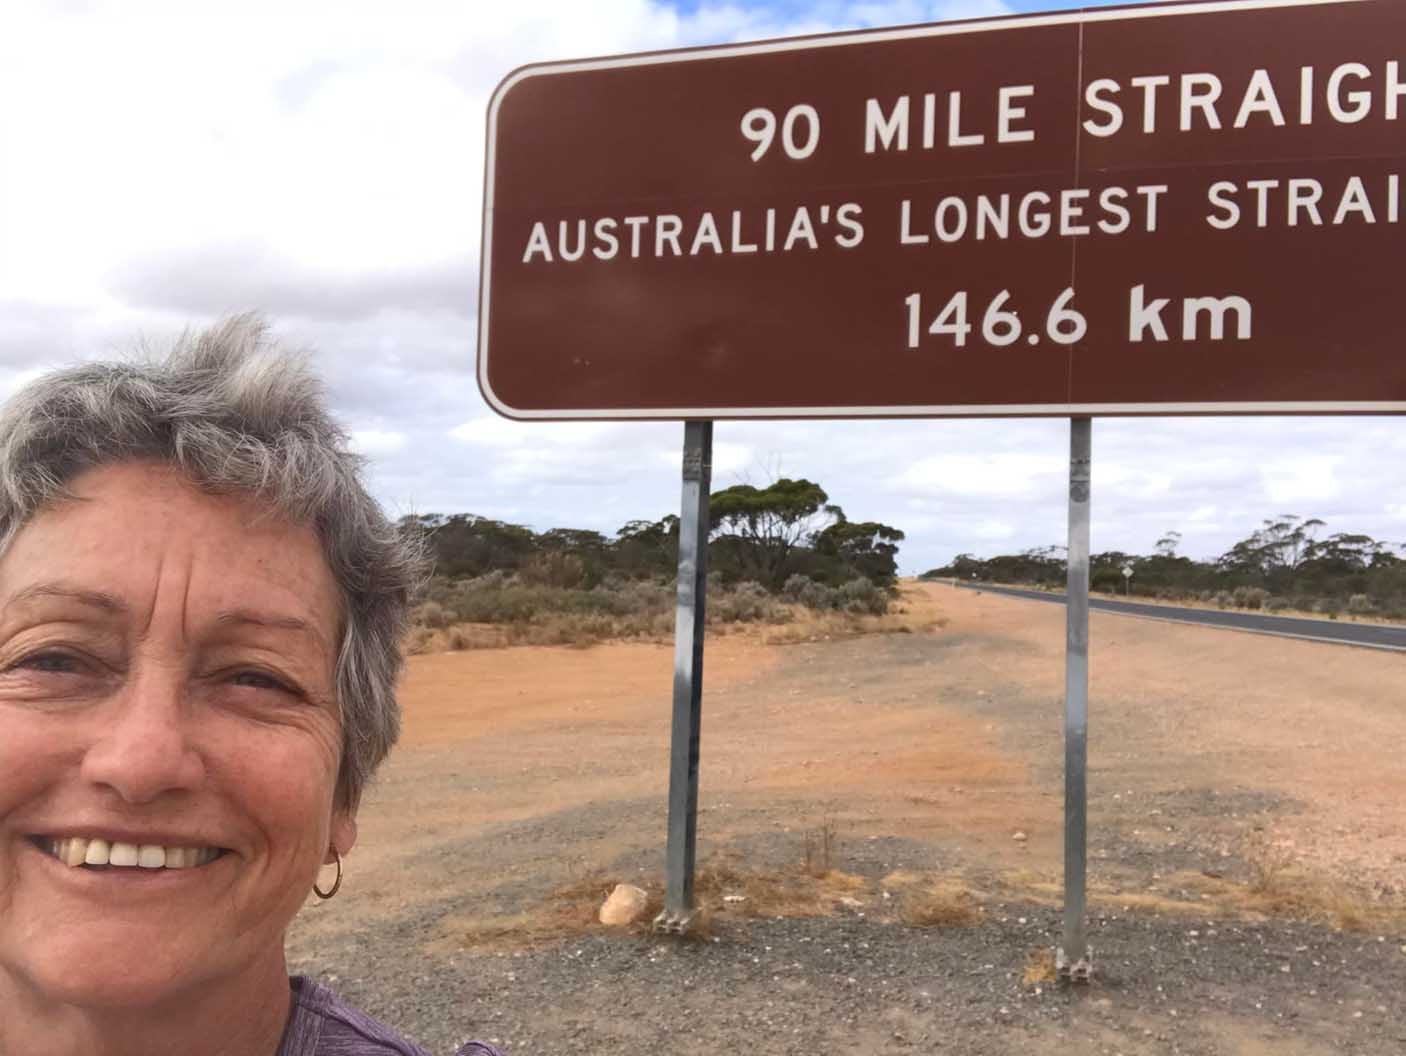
[403,512,538,578]
[1217,514,1325,586]
[924,553,984,580]
[612,516,679,577]
[532,528,610,587]
[809,509,905,585]
[1154,530,1182,558]
[708,478,835,588]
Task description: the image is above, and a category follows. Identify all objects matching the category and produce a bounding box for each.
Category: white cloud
[350,429,409,456]
[1261,455,1342,505]
[450,417,628,449]
[1095,462,1173,500]
[891,452,1065,499]
[972,518,1016,540]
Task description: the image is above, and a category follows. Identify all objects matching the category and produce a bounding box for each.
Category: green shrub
[521,551,588,589]
[1313,598,1343,619]
[709,581,784,623]
[416,600,452,629]
[1232,586,1269,610]
[784,574,838,610]
[839,577,888,616]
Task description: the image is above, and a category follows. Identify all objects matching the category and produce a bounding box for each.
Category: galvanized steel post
[655,420,713,934]
[1058,416,1093,981]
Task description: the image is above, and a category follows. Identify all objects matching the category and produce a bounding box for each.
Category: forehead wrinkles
[2,465,340,670]
[156,542,196,643]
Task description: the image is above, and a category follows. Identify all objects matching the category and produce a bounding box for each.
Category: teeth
[43,837,219,870]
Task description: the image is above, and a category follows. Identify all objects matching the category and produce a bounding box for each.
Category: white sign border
[477,0,1395,421]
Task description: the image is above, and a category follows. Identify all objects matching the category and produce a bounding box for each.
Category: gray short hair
[0,315,423,807]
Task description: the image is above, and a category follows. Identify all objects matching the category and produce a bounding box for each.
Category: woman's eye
[15,651,82,674]
[231,670,294,694]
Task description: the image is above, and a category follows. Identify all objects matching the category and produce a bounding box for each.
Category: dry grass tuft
[406,614,676,654]
[1230,870,1381,930]
[987,851,1401,932]
[897,881,982,928]
[761,608,947,646]
[444,849,884,953]
[801,817,838,878]
[899,888,978,928]
[1023,947,1058,986]
[1244,830,1296,895]
[694,856,867,919]
[881,869,984,928]
[1072,869,1402,932]
[446,873,622,951]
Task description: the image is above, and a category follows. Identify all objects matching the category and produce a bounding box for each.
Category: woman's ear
[330,810,358,861]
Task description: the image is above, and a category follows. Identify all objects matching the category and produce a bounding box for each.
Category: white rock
[1012,831,1028,842]
[598,883,650,926]
[723,894,747,903]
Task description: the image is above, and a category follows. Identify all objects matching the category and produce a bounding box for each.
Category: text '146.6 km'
[904,287,1253,351]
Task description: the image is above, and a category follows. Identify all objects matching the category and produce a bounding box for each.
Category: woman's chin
[21,943,209,1011]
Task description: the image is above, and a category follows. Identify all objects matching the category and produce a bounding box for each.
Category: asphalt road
[956,582,1406,653]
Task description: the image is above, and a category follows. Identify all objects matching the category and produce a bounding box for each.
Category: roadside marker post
[1059,417,1093,981]
[656,420,713,933]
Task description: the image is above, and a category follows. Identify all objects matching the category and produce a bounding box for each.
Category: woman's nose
[78,672,205,804]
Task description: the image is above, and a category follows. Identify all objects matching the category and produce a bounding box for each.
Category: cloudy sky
[2,0,1401,575]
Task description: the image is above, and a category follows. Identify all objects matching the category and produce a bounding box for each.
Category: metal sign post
[656,420,713,933]
[1058,417,1093,980]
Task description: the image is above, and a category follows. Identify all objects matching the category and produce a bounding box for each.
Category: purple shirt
[278,976,503,1056]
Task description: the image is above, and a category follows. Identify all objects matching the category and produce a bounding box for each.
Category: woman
[0,317,500,1056]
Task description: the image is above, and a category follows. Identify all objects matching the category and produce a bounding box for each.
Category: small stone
[1012,831,1028,842]
[723,894,746,903]
[598,883,650,926]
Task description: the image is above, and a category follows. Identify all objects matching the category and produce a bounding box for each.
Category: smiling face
[0,461,355,1011]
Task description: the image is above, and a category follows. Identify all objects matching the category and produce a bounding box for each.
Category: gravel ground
[292,902,1406,1056]
[287,586,1406,1054]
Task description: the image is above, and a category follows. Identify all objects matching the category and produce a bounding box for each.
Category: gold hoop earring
[314,849,343,900]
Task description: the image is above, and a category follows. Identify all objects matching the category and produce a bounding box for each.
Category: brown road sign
[478,0,1406,420]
